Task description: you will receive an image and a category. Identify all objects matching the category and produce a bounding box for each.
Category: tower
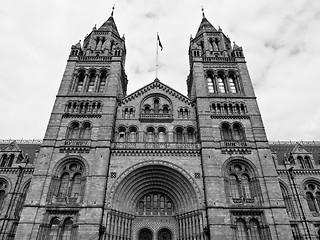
[11,9,298,240]
[187,11,292,239]
[15,10,127,240]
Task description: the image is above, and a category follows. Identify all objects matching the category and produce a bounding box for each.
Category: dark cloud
[264,40,284,51]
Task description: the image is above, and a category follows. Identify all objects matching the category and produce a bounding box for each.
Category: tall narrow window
[146,127,155,142]
[229,174,241,198]
[233,123,245,141]
[7,154,14,167]
[228,74,237,93]
[280,184,296,218]
[305,156,313,169]
[218,74,226,93]
[118,127,126,142]
[70,173,82,199]
[98,72,107,92]
[249,219,261,240]
[0,190,6,209]
[58,173,70,198]
[241,174,252,198]
[187,127,195,143]
[48,218,60,240]
[236,219,249,240]
[81,122,91,139]
[129,127,137,142]
[176,127,184,142]
[306,192,317,212]
[87,71,96,92]
[0,155,7,167]
[61,218,73,240]
[154,99,159,114]
[221,123,232,141]
[207,74,215,93]
[76,72,85,92]
[158,127,166,142]
[68,122,80,139]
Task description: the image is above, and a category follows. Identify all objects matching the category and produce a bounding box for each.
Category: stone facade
[0,11,319,240]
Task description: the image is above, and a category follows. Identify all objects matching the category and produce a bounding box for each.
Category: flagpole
[156,32,159,79]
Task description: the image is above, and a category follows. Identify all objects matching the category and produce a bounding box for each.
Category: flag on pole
[157,34,163,51]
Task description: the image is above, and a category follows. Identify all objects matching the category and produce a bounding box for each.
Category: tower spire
[111,4,115,17]
[201,6,205,18]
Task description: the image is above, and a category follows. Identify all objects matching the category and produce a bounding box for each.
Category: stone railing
[221,141,247,148]
[113,142,200,150]
[63,139,91,147]
[78,56,112,62]
[139,113,173,122]
[202,57,235,62]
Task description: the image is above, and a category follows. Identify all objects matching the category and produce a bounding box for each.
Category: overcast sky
[0,0,319,141]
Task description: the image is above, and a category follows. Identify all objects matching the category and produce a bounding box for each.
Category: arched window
[0,154,8,167]
[7,154,15,167]
[158,228,172,240]
[175,127,184,143]
[154,99,159,114]
[226,162,261,204]
[228,73,237,93]
[98,71,107,92]
[129,126,138,142]
[304,182,320,213]
[58,173,70,198]
[236,219,249,240]
[81,122,91,139]
[207,73,215,93]
[221,122,232,141]
[138,228,152,240]
[76,71,85,92]
[68,122,80,139]
[0,190,6,210]
[144,105,151,114]
[61,218,73,240]
[14,182,30,217]
[87,71,96,92]
[187,127,195,143]
[241,174,252,198]
[217,74,226,93]
[163,105,169,114]
[249,219,261,240]
[280,183,296,218]
[298,156,305,169]
[158,127,166,142]
[48,218,60,240]
[70,173,81,198]
[233,123,245,141]
[305,156,313,169]
[229,174,241,198]
[146,127,155,142]
[118,126,126,142]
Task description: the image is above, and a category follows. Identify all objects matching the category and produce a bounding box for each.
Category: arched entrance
[138,228,153,240]
[106,161,206,240]
[157,228,172,240]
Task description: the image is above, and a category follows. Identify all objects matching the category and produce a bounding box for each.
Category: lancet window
[0,154,15,167]
[73,69,108,93]
[297,156,313,169]
[210,102,247,115]
[65,100,102,114]
[178,107,190,119]
[0,179,8,210]
[205,70,241,94]
[280,183,296,218]
[234,217,264,240]
[45,217,77,240]
[123,107,135,119]
[304,181,320,214]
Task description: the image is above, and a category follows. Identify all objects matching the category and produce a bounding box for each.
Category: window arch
[186,127,196,143]
[146,127,155,142]
[249,219,262,240]
[158,127,166,142]
[225,160,262,204]
[81,122,91,139]
[47,160,86,204]
[233,122,245,141]
[61,218,73,240]
[14,182,30,217]
[217,73,226,93]
[221,122,232,141]
[207,72,215,93]
[129,126,138,142]
[136,193,174,216]
[228,73,237,93]
[98,71,107,92]
[0,154,8,167]
[87,70,96,92]
[118,126,127,142]
[0,179,8,210]
[280,183,296,218]
[175,127,184,143]
[66,121,92,140]
[48,218,60,240]
[75,71,85,92]
[67,122,80,139]
[304,181,320,214]
[236,219,249,240]
[7,154,15,167]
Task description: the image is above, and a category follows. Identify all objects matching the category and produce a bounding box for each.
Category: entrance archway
[157,228,172,240]
[138,228,153,240]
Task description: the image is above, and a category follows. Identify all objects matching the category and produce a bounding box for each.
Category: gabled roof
[291,142,310,154]
[0,141,22,152]
[119,79,194,106]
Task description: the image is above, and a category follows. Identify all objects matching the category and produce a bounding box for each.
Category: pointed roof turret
[195,8,217,37]
[98,5,120,37]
